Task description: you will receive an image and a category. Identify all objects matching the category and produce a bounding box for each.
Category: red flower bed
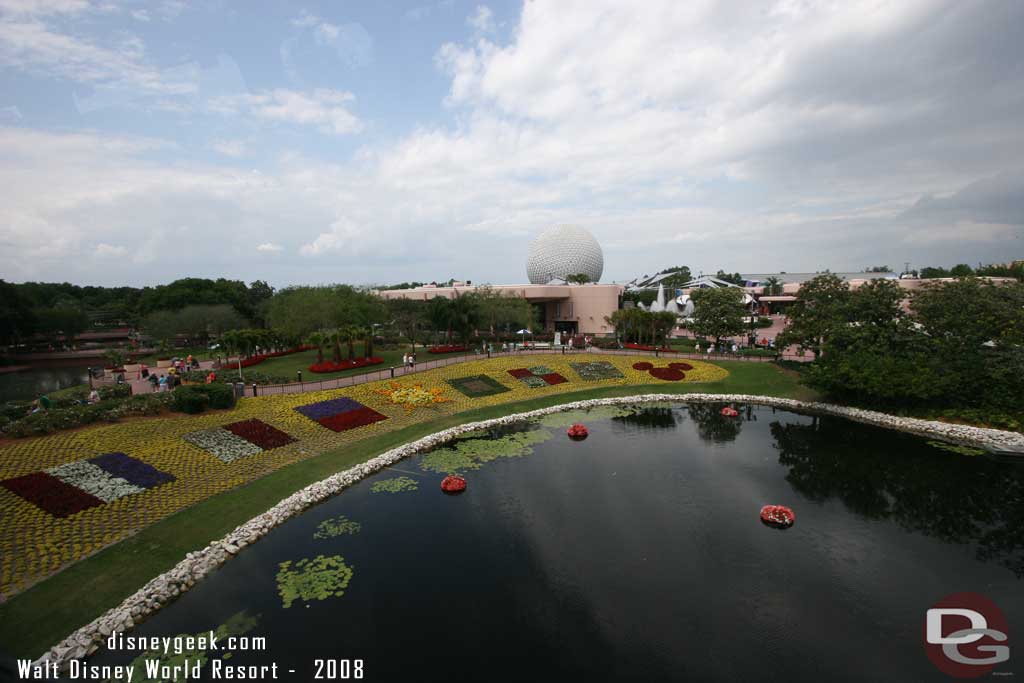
[1,472,103,518]
[231,345,316,369]
[632,361,654,371]
[507,368,533,379]
[567,423,589,440]
[223,419,296,450]
[760,504,795,528]
[441,474,467,494]
[624,343,677,353]
[316,406,388,432]
[541,373,568,385]
[428,345,467,354]
[649,367,685,381]
[309,357,384,373]
[668,362,693,371]
[720,406,739,417]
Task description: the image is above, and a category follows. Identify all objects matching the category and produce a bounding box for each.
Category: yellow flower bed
[0,354,727,597]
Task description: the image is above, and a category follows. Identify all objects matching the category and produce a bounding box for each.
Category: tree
[776,273,850,358]
[386,298,427,346]
[33,299,89,347]
[763,276,784,296]
[566,273,591,284]
[307,331,327,365]
[950,263,975,277]
[658,266,692,290]
[0,279,35,347]
[427,297,454,343]
[715,270,745,286]
[689,287,746,346]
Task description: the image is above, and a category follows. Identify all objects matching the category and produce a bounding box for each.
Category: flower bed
[2,452,175,518]
[669,362,693,371]
[508,366,569,388]
[0,353,729,597]
[223,419,296,450]
[440,474,467,494]
[446,374,511,398]
[308,357,384,374]
[373,382,450,412]
[624,343,677,353]
[183,428,264,463]
[649,367,685,381]
[294,397,388,433]
[632,361,654,371]
[569,361,624,381]
[428,345,467,354]
[0,472,103,518]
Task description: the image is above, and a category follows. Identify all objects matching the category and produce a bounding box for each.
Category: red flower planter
[441,474,467,494]
[632,361,654,371]
[720,407,739,417]
[668,362,693,371]
[429,345,467,354]
[309,357,384,373]
[760,504,796,528]
[649,367,685,381]
[567,423,589,440]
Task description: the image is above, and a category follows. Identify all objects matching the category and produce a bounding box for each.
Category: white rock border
[35,393,1024,667]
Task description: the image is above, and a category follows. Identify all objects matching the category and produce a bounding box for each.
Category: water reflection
[685,403,746,443]
[771,417,1024,576]
[610,405,678,431]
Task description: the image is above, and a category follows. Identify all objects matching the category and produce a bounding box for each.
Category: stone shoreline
[36,394,1024,668]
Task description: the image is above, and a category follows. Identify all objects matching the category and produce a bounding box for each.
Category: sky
[0,0,1022,288]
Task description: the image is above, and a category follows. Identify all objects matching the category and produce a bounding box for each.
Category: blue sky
[1,0,1022,287]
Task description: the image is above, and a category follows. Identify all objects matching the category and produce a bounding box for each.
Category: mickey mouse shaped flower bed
[440,474,467,494]
[633,361,685,381]
[760,504,795,528]
[720,406,740,417]
[567,423,589,440]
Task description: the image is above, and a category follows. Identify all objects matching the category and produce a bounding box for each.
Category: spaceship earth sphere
[526,225,604,284]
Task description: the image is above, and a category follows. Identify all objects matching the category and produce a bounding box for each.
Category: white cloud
[467,5,494,33]
[94,242,126,257]
[211,89,362,136]
[211,138,247,157]
[281,10,372,78]
[0,104,21,121]
[256,242,283,253]
[299,218,362,257]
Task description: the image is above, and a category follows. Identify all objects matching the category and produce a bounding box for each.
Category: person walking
[402,352,409,369]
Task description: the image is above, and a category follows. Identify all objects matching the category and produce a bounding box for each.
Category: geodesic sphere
[526,225,604,284]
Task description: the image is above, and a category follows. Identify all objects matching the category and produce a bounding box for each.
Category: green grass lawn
[0,361,813,658]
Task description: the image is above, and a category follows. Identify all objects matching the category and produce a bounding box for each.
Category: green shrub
[201,382,236,409]
[172,386,211,414]
[171,383,235,414]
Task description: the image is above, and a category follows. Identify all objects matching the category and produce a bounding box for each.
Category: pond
[0,366,90,403]
[85,403,1024,681]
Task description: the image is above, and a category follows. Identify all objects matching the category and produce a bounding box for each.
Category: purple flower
[89,452,175,489]
[294,397,365,420]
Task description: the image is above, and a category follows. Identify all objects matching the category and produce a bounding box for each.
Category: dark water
[0,366,89,402]
[85,404,1024,682]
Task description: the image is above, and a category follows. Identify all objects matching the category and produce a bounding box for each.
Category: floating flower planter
[440,474,467,494]
[760,504,795,528]
[720,406,739,417]
[567,423,589,440]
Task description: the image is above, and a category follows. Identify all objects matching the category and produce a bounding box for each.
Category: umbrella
[516,328,532,346]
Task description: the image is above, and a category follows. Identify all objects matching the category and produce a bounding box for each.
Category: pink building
[377,283,624,336]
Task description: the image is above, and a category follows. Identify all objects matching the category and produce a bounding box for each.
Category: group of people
[148,372,179,392]
[693,337,776,355]
[401,351,417,369]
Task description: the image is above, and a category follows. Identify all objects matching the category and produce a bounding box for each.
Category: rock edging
[36,394,1023,667]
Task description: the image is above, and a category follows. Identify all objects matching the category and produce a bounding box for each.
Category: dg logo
[925,592,1010,678]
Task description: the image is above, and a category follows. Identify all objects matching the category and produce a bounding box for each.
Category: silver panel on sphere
[526,225,604,284]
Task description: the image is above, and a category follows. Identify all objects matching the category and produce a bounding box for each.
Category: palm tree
[363,325,377,358]
[329,329,344,364]
[764,276,783,297]
[342,325,362,360]
[307,331,326,365]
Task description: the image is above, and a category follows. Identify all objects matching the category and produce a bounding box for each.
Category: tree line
[778,273,1024,417]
